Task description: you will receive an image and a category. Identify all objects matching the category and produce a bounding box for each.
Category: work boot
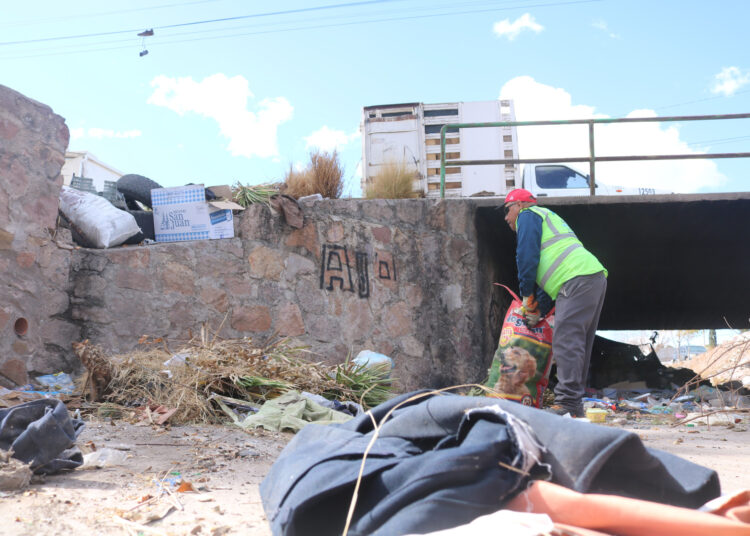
[544,404,585,418]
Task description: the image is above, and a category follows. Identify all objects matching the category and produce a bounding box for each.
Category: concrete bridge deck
[474,192,750,330]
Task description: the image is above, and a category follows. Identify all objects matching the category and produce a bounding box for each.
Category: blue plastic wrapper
[34,373,75,395]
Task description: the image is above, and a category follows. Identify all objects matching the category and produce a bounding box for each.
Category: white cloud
[148,73,293,159]
[69,127,141,140]
[499,76,726,193]
[711,66,750,96]
[592,19,620,39]
[304,126,360,152]
[493,13,543,41]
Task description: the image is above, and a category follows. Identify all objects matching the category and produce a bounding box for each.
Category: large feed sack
[486,285,554,408]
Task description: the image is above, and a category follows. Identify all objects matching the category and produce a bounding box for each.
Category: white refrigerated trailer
[361,100,520,198]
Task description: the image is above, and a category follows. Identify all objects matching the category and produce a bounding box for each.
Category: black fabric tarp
[0,398,84,474]
[260,390,720,536]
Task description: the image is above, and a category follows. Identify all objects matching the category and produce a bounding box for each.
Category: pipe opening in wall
[14,318,28,337]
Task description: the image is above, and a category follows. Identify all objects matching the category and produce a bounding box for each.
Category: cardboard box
[152,184,244,243]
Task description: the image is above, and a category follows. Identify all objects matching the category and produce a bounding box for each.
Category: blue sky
[2,0,749,199]
[3,1,746,347]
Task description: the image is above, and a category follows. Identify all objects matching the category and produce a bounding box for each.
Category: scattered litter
[233,390,353,433]
[176,481,197,493]
[80,448,129,469]
[0,399,84,474]
[161,352,190,378]
[59,186,141,248]
[353,350,394,374]
[586,408,607,423]
[136,405,178,426]
[34,372,75,395]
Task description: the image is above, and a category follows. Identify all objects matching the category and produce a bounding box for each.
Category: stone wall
[0,83,499,392]
[71,199,493,390]
[0,84,79,387]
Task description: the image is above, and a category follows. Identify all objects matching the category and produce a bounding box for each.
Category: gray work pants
[552,271,607,410]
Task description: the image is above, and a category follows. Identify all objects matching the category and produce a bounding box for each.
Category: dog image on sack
[494,347,538,397]
[486,284,555,408]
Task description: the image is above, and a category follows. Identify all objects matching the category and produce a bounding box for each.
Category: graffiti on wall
[320,244,396,298]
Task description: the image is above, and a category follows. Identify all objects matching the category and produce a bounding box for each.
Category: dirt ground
[1,413,749,536]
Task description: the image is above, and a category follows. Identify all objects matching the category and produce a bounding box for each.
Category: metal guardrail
[439,113,750,198]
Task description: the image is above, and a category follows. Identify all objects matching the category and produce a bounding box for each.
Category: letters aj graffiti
[319,244,396,298]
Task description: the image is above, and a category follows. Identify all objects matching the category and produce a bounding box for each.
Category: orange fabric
[704,490,750,524]
[505,481,750,536]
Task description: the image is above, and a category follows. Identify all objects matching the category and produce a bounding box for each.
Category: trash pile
[70,333,393,428]
[542,335,750,425]
[581,384,749,427]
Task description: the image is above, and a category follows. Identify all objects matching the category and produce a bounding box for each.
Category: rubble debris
[0,449,32,491]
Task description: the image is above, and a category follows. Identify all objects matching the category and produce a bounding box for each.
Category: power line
[0,0,602,59]
[0,0,406,47]
[0,0,222,29]
[654,88,750,112]
[613,88,750,118]
[687,134,750,147]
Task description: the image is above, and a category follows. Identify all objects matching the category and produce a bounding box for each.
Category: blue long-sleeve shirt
[516,210,553,315]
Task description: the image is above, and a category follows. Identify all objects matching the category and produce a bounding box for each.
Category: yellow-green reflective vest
[517,206,607,299]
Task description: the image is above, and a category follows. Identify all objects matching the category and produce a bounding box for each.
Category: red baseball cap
[504,188,536,205]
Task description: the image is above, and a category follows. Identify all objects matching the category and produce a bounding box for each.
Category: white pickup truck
[520,163,670,197]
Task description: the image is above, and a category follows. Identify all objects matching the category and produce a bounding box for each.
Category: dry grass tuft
[364,160,422,199]
[284,150,344,199]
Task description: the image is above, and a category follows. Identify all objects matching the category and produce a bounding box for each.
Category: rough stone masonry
[0,83,498,392]
[71,198,492,391]
[0,84,78,386]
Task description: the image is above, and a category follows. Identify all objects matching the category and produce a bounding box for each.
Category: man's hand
[523,309,541,327]
[521,295,540,327]
[521,295,538,314]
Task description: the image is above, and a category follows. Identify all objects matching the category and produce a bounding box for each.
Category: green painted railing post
[588,121,596,196]
[440,125,447,198]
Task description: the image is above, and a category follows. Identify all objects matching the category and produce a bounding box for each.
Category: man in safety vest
[503,188,607,417]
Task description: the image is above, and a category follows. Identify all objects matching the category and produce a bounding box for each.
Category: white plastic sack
[59,186,141,248]
[80,448,129,469]
[353,350,394,371]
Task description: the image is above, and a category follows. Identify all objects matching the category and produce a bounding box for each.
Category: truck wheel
[116,174,162,209]
[122,210,155,244]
